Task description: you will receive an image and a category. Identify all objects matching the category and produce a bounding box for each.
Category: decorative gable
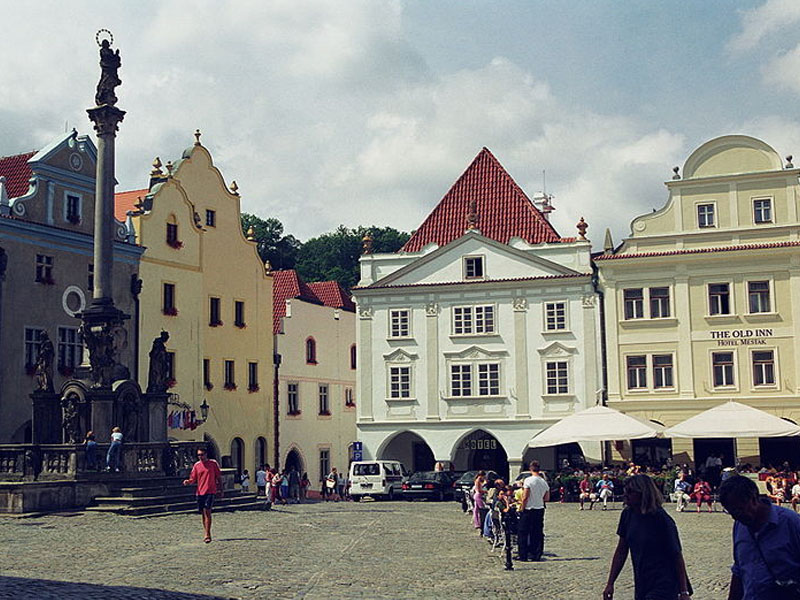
[382,348,418,362]
[537,341,578,358]
[443,345,509,360]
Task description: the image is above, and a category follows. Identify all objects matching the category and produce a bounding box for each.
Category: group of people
[83,427,124,472]
[765,475,800,510]
[249,465,308,506]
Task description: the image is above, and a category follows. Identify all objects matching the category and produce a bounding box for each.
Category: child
[241,469,250,493]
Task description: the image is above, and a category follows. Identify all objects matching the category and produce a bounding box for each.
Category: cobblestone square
[0,501,735,599]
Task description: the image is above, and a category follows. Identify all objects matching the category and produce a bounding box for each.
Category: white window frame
[625,354,648,391]
[452,304,496,335]
[752,196,773,225]
[544,360,570,395]
[477,362,501,396]
[463,255,485,280]
[318,384,330,415]
[388,308,412,338]
[751,348,778,389]
[319,448,330,480]
[387,364,413,399]
[287,382,300,414]
[543,300,569,332]
[648,287,671,319]
[623,288,645,320]
[710,350,737,390]
[450,363,473,397]
[57,326,82,371]
[63,190,82,223]
[344,387,355,407]
[448,361,502,398]
[696,201,717,228]
[652,354,675,390]
[708,282,733,316]
[24,326,43,369]
[747,280,772,314]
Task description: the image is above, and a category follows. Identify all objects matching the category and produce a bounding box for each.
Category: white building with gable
[352,148,602,477]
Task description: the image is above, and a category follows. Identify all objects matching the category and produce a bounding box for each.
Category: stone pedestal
[145,392,168,442]
[89,389,117,438]
[31,392,62,444]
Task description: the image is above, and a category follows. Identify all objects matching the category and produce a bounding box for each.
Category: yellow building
[117,132,273,476]
[597,135,800,470]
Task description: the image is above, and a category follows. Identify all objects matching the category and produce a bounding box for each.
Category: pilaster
[425,302,440,420]
[674,273,695,398]
[358,306,374,422]
[513,297,530,418]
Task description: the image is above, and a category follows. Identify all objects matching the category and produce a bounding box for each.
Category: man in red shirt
[183,448,223,543]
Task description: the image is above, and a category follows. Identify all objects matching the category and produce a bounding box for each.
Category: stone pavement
[0,499,736,599]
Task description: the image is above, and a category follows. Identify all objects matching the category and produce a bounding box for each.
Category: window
[389,309,411,337]
[166,222,179,245]
[350,344,357,370]
[345,387,355,407]
[205,209,216,227]
[166,351,175,384]
[247,362,259,391]
[319,449,330,480]
[477,363,500,396]
[453,305,495,335]
[450,364,472,397]
[626,355,647,390]
[224,360,236,390]
[748,281,771,314]
[712,352,735,387]
[464,256,484,279]
[163,283,176,315]
[653,355,674,389]
[305,337,317,364]
[88,264,94,291]
[545,302,567,331]
[389,365,411,398]
[288,383,300,414]
[203,358,212,390]
[545,361,569,394]
[623,289,644,320]
[24,327,43,370]
[66,194,81,223]
[318,384,330,415]
[57,327,82,373]
[709,283,731,315]
[697,203,715,228]
[209,297,222,326]
[753,351,775,386]
[754,198,772,224]
[234,301,245,328]
[649,287,670,318]
[35,255,54,284]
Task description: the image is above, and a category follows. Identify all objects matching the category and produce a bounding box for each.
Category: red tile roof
[308,281,356,312]
[594,240,800,261]
[356,272,591,291]
[402,147,561,252]
[0,151,36,199]
[272,269,331,334]
[115,188,148,222]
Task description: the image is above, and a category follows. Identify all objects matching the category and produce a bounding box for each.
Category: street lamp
[199,399,209,422]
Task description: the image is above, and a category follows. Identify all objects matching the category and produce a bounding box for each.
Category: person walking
[518,461,549,562]
[288,466,301,503]
[183,447,223,543]
[603,474,693,600]
[106,426,123,472]
[84,431,99,471]
[719,475,800,600]
[300,471,310,502]
[255,465,267,496]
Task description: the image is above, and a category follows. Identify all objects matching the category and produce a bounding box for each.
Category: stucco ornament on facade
[512,297,528,311]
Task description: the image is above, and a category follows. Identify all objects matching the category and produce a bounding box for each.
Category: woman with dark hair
[603,474,692,600]
[472,471,487,530]
[692,476,713,513]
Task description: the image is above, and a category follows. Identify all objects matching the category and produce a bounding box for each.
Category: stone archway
[379,431,434,473]
[452,429,509,480]
[285,447,305,475]
[204,433,220,460]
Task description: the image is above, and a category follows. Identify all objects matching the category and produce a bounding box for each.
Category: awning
[664,401,800,439]
[528,405,663,448]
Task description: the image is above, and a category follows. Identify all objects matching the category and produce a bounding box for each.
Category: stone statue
[80,323,116,387]
[61,394,82,444]
[121,394,140,442]
[95,39,121,106]
[34,331,55,393]
[147,331,170,393]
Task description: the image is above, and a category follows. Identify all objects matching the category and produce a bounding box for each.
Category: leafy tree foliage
[240,213,301,270]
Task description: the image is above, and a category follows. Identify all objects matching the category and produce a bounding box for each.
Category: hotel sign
[710,328,773,346]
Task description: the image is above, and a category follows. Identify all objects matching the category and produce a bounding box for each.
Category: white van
[349,460,408,501]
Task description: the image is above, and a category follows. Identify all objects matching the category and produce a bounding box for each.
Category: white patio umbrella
[528,405,663,448]
[664,401,800,438]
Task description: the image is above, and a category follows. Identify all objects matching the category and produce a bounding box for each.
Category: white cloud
[762,43,800,95]
[727,0,800,53]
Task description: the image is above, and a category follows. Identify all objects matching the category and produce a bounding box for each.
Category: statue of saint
[147,331,170,393]
[121,394,140,442]
[95,39,122,106]
[34,331,55,393]
[61,394,82,444]
[80,323,117,388]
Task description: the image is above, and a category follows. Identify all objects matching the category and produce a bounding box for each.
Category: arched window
[256,436,267,470]
[305,337,317,365]
[230,437,245,477]
[166,215,182,249]
[350,344,357,370]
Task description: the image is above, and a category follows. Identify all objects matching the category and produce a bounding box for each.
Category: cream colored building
[596,135,800,469]
[273,270,356,490]
[118,133,273,475]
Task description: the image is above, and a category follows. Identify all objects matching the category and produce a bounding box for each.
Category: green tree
[240,213,301,270]
[296,225,410,289]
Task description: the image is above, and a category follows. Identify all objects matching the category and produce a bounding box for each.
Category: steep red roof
[272,269,323,334]
[308,281,356,312]
[402,147,561,252]
[115,188,148,221]
[594,240,800,261]
[0,151,36,198]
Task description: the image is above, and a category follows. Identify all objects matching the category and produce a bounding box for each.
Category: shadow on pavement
[0,576,231,600]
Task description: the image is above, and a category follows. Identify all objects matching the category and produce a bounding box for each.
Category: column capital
[87,104,125,136]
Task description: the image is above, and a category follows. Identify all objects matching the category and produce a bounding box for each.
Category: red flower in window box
[67,214,81,225]
[345,401,356,408]
[248,384,260,393]
[58,365,74,377]
[209,320,223,327]
[166,378,177,389]
[204,382,214,391]
[235,322,247,329]
[163,307,178,316]
[38,275,56,285]
[25,363,36,376]
[288,409,302,416]
[223,382,237,391]
[318,410,331,416]
[167,239,183,249]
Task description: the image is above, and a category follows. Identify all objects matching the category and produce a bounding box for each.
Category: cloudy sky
[2,0,800,246]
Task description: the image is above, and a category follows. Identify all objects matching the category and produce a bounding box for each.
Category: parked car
[349,460,409,501]
[401,471,460,501]
[452,470,499,501]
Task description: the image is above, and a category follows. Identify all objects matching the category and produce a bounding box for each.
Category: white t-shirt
[255,470,267,486]
[111,432,123,443]
[792,483,800,497]
[523,474,549,510]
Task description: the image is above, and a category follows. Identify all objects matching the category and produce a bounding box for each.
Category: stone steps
[86,491,263,517]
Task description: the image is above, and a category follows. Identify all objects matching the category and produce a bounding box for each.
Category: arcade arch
[378,431,434,473]
[451,429,509,480]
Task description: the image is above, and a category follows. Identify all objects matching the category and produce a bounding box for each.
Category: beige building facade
[273,270,357,491]
[597,135,800,469]
[120,134,273,476]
